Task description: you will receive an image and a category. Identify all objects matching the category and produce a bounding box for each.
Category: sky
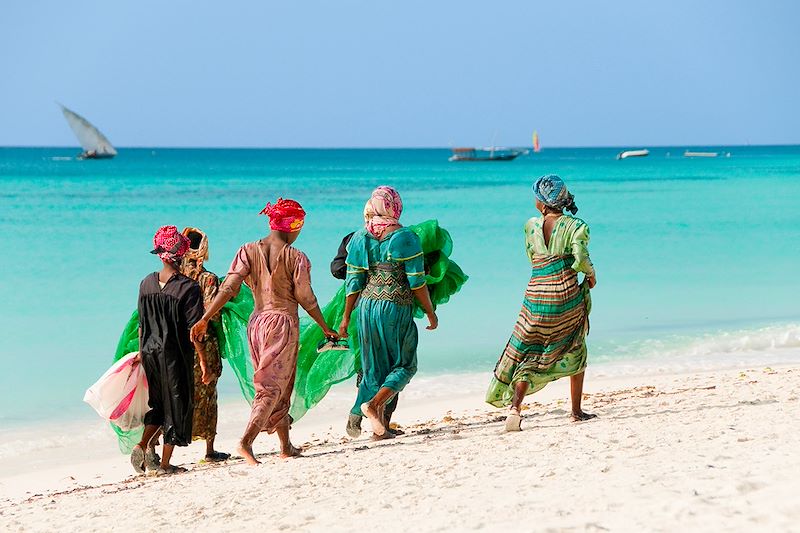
[1,1,798,148]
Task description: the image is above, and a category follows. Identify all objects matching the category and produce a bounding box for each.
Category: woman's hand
[131,352,141,368]
[323,327,339,340]
[191,318,208,341]
[338,319,350,338]
[586,274,597,289]
[426,312,438,331]
[200,365,212,385]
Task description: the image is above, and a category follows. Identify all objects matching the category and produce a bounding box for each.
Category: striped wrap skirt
[486,254,591,407]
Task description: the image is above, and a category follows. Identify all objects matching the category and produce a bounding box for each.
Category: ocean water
[1,146,799,426]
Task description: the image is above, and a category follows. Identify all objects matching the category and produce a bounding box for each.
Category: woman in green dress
[338,186,438,438]
[486,175,597,431]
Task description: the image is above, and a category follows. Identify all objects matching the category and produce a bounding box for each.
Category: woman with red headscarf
[191,199,337,465]
[131,225,212,475]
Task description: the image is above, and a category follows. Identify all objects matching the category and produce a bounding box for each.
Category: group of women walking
[128,175,595,474]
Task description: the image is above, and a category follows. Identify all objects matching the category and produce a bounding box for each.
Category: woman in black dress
[130,226,212,475]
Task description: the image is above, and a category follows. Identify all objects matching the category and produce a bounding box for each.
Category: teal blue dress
[345,227,426,415]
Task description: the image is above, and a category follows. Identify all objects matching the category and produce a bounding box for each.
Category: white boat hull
[617,149,650,160]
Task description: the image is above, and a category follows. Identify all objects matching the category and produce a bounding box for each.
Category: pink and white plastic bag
[83,352,149,431]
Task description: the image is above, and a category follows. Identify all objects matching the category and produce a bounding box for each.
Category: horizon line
[1,142,798,150]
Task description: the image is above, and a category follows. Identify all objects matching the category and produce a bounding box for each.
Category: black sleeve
[182,281,205,328]
[137,278,147,329]
[330,232,355,280]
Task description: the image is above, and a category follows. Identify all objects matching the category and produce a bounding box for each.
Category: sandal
[203,451,231,463]
[505,408,522,432]
[130,445,145,474]
[346,414,362,438]
[156,465,188,476]
[144,449,161,472]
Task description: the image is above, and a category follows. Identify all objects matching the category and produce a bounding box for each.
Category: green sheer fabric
[111,221,467,450]
[289,219,468,422]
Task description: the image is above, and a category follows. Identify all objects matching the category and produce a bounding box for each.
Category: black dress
[138,272,204,446]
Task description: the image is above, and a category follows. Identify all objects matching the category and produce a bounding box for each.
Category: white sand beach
[1,365,798,532]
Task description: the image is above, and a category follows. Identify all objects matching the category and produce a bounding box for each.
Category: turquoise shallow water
[1,146,799,424]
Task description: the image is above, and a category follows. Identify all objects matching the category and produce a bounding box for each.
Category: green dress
[288,219,468,422]
[486,214,594,407]
[345,227,427,415]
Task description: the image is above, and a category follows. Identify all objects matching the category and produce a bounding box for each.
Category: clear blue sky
[1,1,798,148]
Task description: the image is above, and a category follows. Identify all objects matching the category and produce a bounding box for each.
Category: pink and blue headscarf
[364,186,403,239]
[533,174,578,214]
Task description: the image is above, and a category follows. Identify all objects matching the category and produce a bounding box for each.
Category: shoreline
[2,363,798,530]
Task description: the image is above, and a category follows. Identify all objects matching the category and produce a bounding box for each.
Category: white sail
[60,105,117,156]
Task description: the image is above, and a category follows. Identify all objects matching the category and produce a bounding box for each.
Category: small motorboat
[617,149,650,160]
[683,151,719,158]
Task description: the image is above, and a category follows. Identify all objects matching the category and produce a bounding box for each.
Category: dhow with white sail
[59,104,117,159]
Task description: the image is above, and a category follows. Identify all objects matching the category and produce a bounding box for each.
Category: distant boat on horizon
[449,146,525,162]
[58,104,117,160]
[532,131,541,153]
[617,149,650,160]
[683,150,719,158]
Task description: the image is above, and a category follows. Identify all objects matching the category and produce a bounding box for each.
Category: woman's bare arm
[338,292,360,337]
[413,285,438,330]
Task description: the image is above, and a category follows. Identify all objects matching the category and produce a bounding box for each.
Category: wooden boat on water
[59,104,117,160]
[449,147,525,162]
[617,149,650,160]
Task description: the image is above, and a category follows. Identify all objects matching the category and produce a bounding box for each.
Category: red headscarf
[151,225,191,264]
[260,198,306,232]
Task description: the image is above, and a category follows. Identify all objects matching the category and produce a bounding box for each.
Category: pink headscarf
[364,186,403,239]
[259,198,306,233]
[151,225,191,265]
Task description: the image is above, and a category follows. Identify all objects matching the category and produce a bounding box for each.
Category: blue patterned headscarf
[533,174,578,214]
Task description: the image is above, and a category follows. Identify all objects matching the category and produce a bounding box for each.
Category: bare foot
[238,442,261,465]
[361,402,386,436]
[572,410,598,422]
[280,444,303,458]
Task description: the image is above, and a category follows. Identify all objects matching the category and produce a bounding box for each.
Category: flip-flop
[317,339,350,352]
[505,409,522,432]
[203,451,231,463]
[361,402,386,436]
[130,445,145,474]
[156,465,188,476]
[144,449,160,472]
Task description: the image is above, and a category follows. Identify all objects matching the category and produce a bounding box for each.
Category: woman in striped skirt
[486,175,597,431]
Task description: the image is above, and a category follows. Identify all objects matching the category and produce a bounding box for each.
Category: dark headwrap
[260,198,306,232]
[533,174,578,214]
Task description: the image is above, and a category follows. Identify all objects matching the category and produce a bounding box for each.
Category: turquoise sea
[1,146,799,426]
